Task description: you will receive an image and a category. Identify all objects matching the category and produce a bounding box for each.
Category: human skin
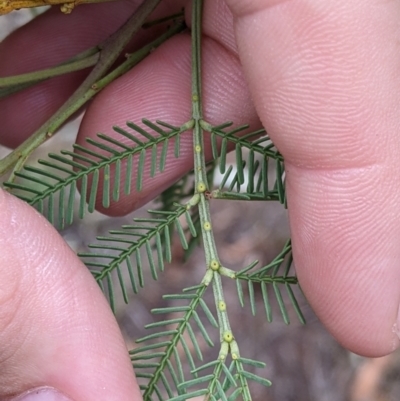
[1,0,400,400]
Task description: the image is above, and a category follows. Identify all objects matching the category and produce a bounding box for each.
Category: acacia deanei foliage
[0,1,306,400]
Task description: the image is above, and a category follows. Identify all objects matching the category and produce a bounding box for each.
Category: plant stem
[0,53,100,87]
[190,0,237,359]
[0,0,118,15]
[0,46,102,99]
[93,21,185,91]
[0,0,161,178]
[191,0,217,266]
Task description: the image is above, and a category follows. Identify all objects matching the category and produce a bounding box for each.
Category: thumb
[225,0,400,356]
[0,188,140,400]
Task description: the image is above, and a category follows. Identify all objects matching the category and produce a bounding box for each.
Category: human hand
[1,0,400,399]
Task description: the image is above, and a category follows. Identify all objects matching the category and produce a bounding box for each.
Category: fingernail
[12,388,73,401]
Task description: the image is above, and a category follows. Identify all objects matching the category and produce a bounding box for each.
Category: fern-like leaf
[205,122,281,166]
[4,119,193,229]
[130,284,217,401]
[79,206,198,310]
[171,357,271,401]
[235,240,305,324]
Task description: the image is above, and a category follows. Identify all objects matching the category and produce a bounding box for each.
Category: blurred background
[2,7,400,401]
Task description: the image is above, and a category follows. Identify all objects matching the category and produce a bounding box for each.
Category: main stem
[191,0,237,356]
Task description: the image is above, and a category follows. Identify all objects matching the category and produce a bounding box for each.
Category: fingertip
[287,163,400,357]
[0,192,141,400]
[222,0,400,357]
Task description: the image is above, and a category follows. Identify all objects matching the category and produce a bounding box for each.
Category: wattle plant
[0,1,306,400]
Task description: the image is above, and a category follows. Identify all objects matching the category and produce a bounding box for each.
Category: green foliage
[130,284,274,401]
[0,0,306,400]
[3,119,191,229]
[235,241,305,325]
[206,121,285,203]
[80,206,199,311]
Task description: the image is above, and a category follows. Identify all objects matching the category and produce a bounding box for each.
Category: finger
[75,0,260,216]
[0,0,184,148]
[0,188,141,400]
[225,0,400,356]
